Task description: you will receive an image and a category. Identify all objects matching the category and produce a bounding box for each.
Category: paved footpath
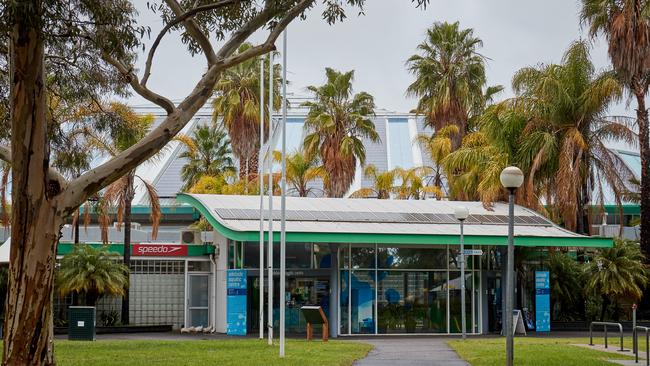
[353,337,470,366]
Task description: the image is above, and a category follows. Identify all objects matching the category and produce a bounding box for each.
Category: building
[174,193,610,336]
[1,102,627,334]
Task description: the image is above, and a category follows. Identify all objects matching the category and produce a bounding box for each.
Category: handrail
[634,326,649,365]
[589,321,624,351]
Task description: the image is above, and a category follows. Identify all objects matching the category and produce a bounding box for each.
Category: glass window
[313,244,332,269]
[241,241,312,269]
[340,270,350,334]
[351,246,375,269]
[377,271,447,333]
[378,246,447,269]
[341,245,350,269]
[273,118,305,172]
[448,271,473,333]
[388,118,414,169]
[350,270,375,334]
[187,261,210,272]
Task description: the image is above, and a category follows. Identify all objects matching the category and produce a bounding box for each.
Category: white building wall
[213,231,229,333]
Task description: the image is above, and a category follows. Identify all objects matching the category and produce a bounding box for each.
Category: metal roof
[177,193,612,247]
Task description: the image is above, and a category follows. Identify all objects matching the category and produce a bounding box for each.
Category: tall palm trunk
[121,172,135,325]
[3,3,59,363]
[247,155,259,181]
[635,85,650,260]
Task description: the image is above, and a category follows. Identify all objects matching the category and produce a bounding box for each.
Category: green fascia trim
[57,242,212,256]
[600,204,640,216]
[79,205,200,218]
[177,193,613,248]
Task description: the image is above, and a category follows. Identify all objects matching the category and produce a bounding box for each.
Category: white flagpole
[258,57,265,340]
[279,29,288,358]
[267,51,274,346]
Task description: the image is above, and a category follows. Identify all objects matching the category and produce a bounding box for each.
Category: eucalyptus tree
[176,123,234,191]
[581,0,650,255]
[303,68,380,197]
[1,1,436,362]
[212,43,281,180]
[406,21,490,148]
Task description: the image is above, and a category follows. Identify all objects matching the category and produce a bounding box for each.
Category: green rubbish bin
[68,306,96,341]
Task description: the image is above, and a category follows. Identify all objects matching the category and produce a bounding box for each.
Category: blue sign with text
[227,269,247,336]
[535,271,551,332]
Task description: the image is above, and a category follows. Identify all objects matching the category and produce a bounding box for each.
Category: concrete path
[353,337,470,366]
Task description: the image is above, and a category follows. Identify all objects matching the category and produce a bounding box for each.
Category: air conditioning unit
[180,229,202,245]
[113,222,141,231]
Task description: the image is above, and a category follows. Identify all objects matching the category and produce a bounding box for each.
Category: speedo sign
[132,244,188,257]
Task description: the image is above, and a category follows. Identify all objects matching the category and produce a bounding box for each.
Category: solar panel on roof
[209,207,552,226]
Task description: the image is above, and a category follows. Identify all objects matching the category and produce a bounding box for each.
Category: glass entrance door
[188,274,210,327]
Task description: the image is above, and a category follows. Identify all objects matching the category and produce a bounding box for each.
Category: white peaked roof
[0,237,10,263]
[178,194,611,247]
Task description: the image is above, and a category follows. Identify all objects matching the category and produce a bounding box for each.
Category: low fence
[589,321,624,351]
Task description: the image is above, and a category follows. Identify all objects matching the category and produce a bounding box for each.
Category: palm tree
[512,41,636,232]
[584,239,648,321]
[416,124,459,199]
[350,165,396,199]
[406,21,492,149]
[56,245,129,307]
[303,68,380,198]
[443,101,528,204]
[581,0,650,256]
[393,166,437,200]
[272,149,324,197]
[212,43,281,181]
[547,252,584,320]
[175,123,234,191]
[87,103,161,325]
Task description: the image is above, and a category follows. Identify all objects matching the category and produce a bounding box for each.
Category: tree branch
[220,0,313,67]
[102,52,176,114]
[0,145,10,163]
[64,0,313,215]
[141,0,236,86]
[0,144,68,191]
[62,62,222,215]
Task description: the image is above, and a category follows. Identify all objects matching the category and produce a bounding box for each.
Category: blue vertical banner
[535,271,551,332]
[226,269,247,336]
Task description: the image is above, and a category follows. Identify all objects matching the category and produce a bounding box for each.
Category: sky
[130,0,630,117]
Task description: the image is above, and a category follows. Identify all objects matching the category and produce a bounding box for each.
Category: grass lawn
[51,339,371,366]
[448,337,637,366]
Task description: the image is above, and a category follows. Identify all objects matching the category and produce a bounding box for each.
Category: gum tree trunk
[3,2,61,364]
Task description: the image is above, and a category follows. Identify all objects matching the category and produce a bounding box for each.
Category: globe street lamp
[454,206,469,340]
[500,166,524,366]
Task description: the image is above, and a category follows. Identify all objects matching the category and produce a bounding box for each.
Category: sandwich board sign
[512,309,527,335]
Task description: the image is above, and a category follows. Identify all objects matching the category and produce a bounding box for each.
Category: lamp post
[500,166,524,366]
[454,206,469,340]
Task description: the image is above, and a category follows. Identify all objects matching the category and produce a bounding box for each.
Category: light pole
[279,29,288,358]
[500,166,524,366]
[454,206,469,340]
[258,57,265,341]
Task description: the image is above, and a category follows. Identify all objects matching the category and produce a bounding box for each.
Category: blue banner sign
[226,269,247,336]
[535,271,551,332]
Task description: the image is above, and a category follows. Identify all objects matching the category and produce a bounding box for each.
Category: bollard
[633,304,637,355]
